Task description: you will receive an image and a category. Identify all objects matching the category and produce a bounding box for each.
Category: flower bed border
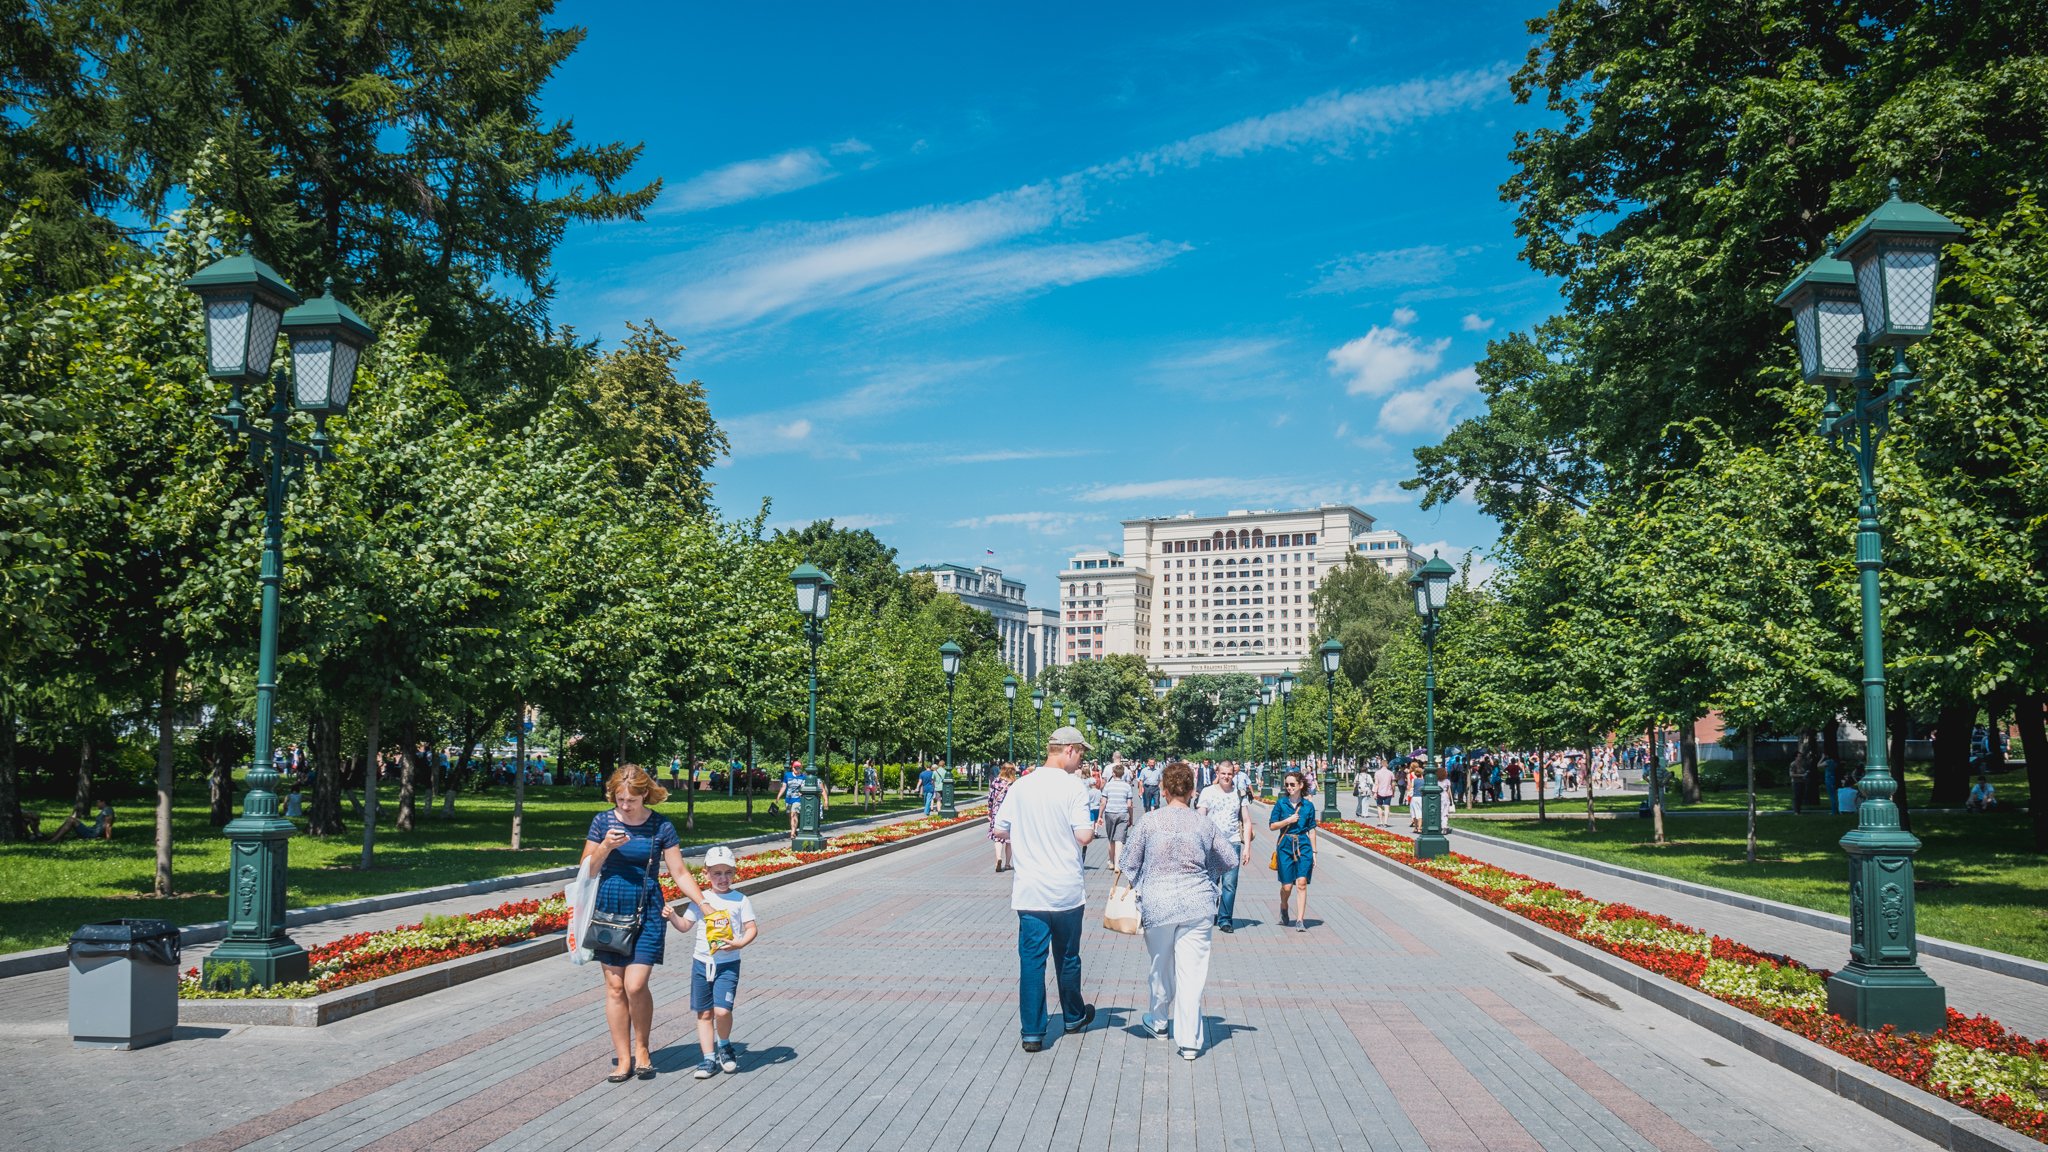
[1319,821,2046,1152]
[178,808,986,1028]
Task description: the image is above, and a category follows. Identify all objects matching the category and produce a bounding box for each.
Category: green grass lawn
[0,784,956,953]
[1468,797,2048,963]
[1466,764,2033,817]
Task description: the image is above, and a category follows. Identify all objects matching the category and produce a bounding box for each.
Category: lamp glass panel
[1427,573,1451,613]
[1881,244,1941,332]
[1792,300,1820,379]
[1411,581,1428,618]
[331,340,360,411]
[1854,253,1886,339]
[793,579,817,618]
[249,300,284,378]
[815,581,833,622]
[1816,298,1864,377]
[1322,646,1340,674]
[206,299,251,375]
[292,337,334,410]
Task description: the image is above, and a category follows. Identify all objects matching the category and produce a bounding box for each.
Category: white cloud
[1391,306,1418,326]
[1376,367,1481,434]
[830,138,873,156]
[941,448,1098,465]
[722,358,1002,457]
[1326,321,1450,397]
[776,419,812,441]
[1357,479,1416,506]
[1308,247,1454,295]
[1462,313,1494,332]
[658,149,836,214]
[952,511,1084,534]
[1409,538,1500,586]
[1073,475,1402,511]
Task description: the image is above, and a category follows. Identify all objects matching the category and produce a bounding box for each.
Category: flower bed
[181,809,983,1001]
[1322,820,2048,1144]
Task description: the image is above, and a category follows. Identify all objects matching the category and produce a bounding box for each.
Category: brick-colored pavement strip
[1397,823,2048,1039]
[0,803,1959,1152]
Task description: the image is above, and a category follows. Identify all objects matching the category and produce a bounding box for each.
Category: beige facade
[1057,505,1423,684]
[913,563,1042,676]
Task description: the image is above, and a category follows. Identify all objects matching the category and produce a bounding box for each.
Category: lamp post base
[202,937,309,990]
[1826,965,1945,1035]
[939,776,958,819]
[1413,832,1449,860]
[793,780,827,852]
[201,813,307,989]
[1323,776,1339,824]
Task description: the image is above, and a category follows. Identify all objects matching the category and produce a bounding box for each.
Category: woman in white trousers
[1120,761,1239,1060]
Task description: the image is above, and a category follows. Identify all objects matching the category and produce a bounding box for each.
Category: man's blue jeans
[1017,906,1086,1040]
[1215,862,1241,925]
[923,790,934,816]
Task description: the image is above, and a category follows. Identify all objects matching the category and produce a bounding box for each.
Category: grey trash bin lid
[68,919,181,966]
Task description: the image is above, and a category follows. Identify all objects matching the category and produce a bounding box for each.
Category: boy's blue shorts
[691,959,742,1012]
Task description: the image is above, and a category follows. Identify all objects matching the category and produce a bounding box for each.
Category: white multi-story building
[1057,505,1423,683]
[910,563,1046,677]
[1025,605,1061,680]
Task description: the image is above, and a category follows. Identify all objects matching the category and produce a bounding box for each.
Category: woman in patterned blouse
[987,763,1018,872]
[1121,761,1238,1061]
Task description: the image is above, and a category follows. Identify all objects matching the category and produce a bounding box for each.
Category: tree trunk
[1929,697,1973,807]
[511,701,526,850]
[155,660,177,897]
[205,722,235,826]
[446,708,498,816]
[361,694,383,869]
[73,732,98,821]
[396,719,419,832]
[1535,745,1547,822]
[1792,725,1816,815]
[2018,694,2048,853]
[1679,721,1701,804]
[744,732,755,818]
[1647,724,1666,846]
[683,731,696,833]
[1745,727,1757,865]
[1891,707,1913,835]
[1583,746,1596,833]
[306,711,345,835]
[0,712,18,842]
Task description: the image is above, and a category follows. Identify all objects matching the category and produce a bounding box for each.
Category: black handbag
[585,814,659,954]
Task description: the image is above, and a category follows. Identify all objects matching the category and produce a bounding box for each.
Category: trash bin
[68,919,181,1050]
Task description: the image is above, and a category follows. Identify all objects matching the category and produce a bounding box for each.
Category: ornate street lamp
[1031,686,1045,753]
[185,256,372,990]
[939,641,963,817]
[1320,639,1344,817]
[1278,671,1295,801]
[1409,553,1455,860]
[1003,675,1018,765]
[1250,696,1266,798]
[1774,179,1962,1034]
[789,564,835,851]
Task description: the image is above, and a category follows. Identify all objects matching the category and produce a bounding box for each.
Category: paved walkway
[0,806,1951,1151]
[1377,820,2048,1040]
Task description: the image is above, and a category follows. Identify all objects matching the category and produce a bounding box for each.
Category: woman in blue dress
[583,764,708,1082]
[1268,770,1317,933]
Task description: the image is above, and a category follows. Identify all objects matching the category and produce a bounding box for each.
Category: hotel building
[1058,505,1424,683]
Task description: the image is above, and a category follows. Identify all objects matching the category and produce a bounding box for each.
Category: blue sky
[545,0,1558,602]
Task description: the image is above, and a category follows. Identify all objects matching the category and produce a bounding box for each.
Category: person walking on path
[918,763,938,816]
[662,845,757,1079]
[988,764,1018,872]
[1124,761,1237,1060]
[1372,761,1396,827]
[992,726,1097,1052]
[1269,770,1317,931]
[1140,758,1163,813]
[1195,760,1252,932]
[1098,763,1136,871]
[582,765,711,1083]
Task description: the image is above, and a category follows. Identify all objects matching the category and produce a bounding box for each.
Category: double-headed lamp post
[790,564,835,851]
[1409,553,1455,860]
[1320,639,1344,816]
[1278,671,1295,795]
[1031,687,1045,751]
[186,253,373,991]
[1774,179,1961,1034]
[1251,693,1266,797]
[1003,675,1018,764]
[939,641,963,817]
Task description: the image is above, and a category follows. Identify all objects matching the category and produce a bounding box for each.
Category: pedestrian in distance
[1269,770,1318,931]
[1098,762,1136,871]
[1373,761,1396,827]
[582,765,711,1083]
[1124,761,1237,1060]
[662,845,756,1079]
[1353,762,1371,819]
[992,726,1097,1052]
[1083,769,1103,868]
[919,762,938,816]
[1195,760,1252,931]
[989,763,1018,872]
[1140,758,1164,813]
[777,759,808,843]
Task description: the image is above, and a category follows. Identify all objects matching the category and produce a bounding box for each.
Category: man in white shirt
[1140,759,1164,812]
[993,726,1098,1052]
[1195,761,1253,932]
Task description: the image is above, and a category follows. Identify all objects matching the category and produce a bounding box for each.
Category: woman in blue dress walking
[584,764,709,1082]
[1269,770,1317,932]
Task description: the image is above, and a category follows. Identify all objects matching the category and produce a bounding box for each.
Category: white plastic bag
[1102,871,1142,936]
[564,857,599,965]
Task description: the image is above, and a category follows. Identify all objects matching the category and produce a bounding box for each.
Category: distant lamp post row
[1774,178,1961,1035]
[1003,675,1018,764]
[1409,553,1455,861]
[187,251,373,991]
[1031,686,1044,750]
[1319,639,1344,815]
[789,563,835,852]
[939,640,962,817]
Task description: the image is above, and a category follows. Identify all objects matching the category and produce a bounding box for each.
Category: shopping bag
[1103,872,1142,935]
[563,857,599,966]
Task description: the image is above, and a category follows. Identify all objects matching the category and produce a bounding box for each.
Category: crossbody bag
[585,814,659,954]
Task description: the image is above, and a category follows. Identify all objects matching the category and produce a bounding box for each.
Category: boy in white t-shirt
[664,845,758,1078]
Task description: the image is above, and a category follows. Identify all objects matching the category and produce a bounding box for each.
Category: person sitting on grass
[1966,774,1998,812]
[664,845,758,1079]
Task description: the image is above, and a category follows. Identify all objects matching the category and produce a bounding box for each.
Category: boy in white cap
[663,845,758,1077]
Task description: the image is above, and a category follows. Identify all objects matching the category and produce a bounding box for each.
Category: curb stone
[176,809,985,1028]
[1451,827,2048,988]
[0,799,970,980]
[1319,827,2041,1152]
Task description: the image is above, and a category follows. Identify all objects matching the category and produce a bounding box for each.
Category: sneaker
[1063,1003,1096,1034]
[1179,1047,1199,1061]
[1218,920,1234,934]
[1021,1038,1044,1053]
[717,1045,738,1074]
[692,1058,718,1080]
[1139,1015,1168,1039]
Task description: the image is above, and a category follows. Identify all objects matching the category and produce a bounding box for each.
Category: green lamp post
[1774,179,1962,1034]
[939,641,962,817]
[1320,639,1344,816]
[1031,686,1045,754]
[1409,553,1455,860]
[1278,671,1295,802]
[1251,694,1266,798]
[1003,675,1018,765]
[185,257,373,990]
[790,563,835,851]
